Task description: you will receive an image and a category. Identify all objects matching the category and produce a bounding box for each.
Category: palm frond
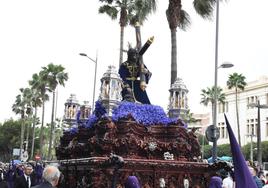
[178,9,191,31]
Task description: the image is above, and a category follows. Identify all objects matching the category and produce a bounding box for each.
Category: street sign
[13,148,20,156]
[20,150,29,162]
[205,125,220,142]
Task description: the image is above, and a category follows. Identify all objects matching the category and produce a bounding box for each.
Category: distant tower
[99,65,123,116]
[63,94,80,126]
[79,101,91,121]
[168,78,189,118]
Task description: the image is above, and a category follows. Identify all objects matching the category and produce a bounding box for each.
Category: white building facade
[217,76,268,146]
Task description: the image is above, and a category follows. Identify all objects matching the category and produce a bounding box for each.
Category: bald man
[32,165,60,188]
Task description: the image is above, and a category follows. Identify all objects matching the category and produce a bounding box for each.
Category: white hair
[42,165,60,185]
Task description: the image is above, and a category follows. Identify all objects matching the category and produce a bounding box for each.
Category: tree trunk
[30,106,37,159]
[48,90,55,160]
[19,114,25,159]
[235,87,241,146]
[119,26,124,66]
[135,22,145,70]
[25,119,30,151]
[170,28,177,86]
[39,102,45,158]
[135,22,142,50]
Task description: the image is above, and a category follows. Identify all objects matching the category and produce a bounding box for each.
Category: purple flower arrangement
[67,100,185,134]
[112,102,179,126]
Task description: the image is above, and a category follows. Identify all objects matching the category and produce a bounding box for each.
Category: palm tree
[27,79,43,159]
[166,0,217,86]
[183,109,198,124]
[99,0,157,65]
[200,86,226,119]
[99,0,130,65]
[227,73,247,146]
[129,0,157,49]
[29,72,49,158]
[12,88,33,158]
[41,63,68,160]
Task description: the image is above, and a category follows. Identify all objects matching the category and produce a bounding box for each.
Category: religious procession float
[55,38,229,188]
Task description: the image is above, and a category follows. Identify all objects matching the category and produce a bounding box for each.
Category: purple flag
[224,114,257,188]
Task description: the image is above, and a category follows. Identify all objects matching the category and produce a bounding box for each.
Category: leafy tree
[242,142,257,161]
[242,141,268,163]
[261,141,268,162]
[0,119,21,161]
[227,73,246,146]
[203,144,212,159]
[217,144,232,157]
[40,63,68,160]
[166,0,217,86]
[0,119,40,162]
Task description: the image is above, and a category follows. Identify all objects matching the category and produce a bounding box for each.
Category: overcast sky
[1,0,267,123]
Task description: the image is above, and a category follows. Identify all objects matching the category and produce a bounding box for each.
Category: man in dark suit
[32,165,60,188]
[14,164,35,188]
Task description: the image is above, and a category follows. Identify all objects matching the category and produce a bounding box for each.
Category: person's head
[209,176,222,188]
[42,165,61,186]
[24,164,33,176]
[248,166,258,176]
[125,176,141,188]
[127,48,139,64]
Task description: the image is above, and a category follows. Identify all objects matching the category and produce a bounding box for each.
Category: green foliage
[200,86,226,106]
[203,144,212,159]
[227,73,247,91]
[202,144,232,160]
[262,141,268,162]
[0,119,42,162]
[242,141,268,162]
[0,119,21,161]
[217,144,232,157]
[193,0,215,19]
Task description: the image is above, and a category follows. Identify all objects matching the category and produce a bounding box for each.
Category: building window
[247,96,259,109]
[218,122,226,139]
[247,118,257,135]
[218,102,229,113]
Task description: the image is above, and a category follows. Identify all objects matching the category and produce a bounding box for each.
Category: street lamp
[79,52,98,112]
[248,100,268,167]
[212,0,234,163]
[212,61,233,162]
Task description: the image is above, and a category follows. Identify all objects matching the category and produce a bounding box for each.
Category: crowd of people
[208,163,268,188]
[0,161,61,188]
